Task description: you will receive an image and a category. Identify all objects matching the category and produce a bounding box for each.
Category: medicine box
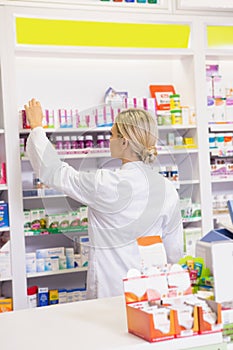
[123,269,194,342]
[0,241,11,279]
[0,298,13,312]
[197,299,222,334]
[0,202,9,228]
[36,247,65,259]
[38,287,49,307]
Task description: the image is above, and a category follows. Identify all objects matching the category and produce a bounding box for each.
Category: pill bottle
[20,138,25,157]
[63,135,71,150]
[175,136,183,146]
[55,136,63,150]
[170,94,180,111]
[45,109,55,128]
[171,110,182,125]
[97,135,105,148]
[77,135,85,149]
[70,135,78,150]
[170,165,179,181]
[104,134,111,148]
[224,133,233,147]
[27,285,38,308]
[162,112,171,125]
[159,166,169,177]
[208,133,216,149]
[85,135,94,148]
[58,109,67,128]
[216,133,224,148]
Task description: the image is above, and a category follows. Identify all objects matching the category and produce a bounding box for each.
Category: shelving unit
[0,3,201,310]
[205,32,233,229]
[0,1,232,317]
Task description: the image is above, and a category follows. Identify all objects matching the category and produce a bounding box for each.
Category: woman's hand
[24,98,44,129]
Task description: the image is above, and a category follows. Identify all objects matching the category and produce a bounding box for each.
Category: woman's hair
[115,108,158,164]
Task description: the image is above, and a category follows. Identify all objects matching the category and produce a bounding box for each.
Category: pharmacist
[25,98,183,299]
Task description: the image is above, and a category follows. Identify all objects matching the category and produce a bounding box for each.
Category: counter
[0,295,227,350]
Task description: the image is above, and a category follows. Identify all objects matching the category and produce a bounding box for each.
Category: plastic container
[45,109,55,128]
[55,136,63,150]
[170,165,179,181]
[19,138,25,157]
[170,94,180,111]
[97,135,105,148]
[224,133,233,147]
[85,135,94,148]
[159,166,169,177]
[171,110,182,125]
[27,285,38,308]
[58,109,67,128]
[104,134,111,148]
[216,133,225,148]
[77,135,85,149]
[63,135,71,150]
[208,133,216,149]
[70,135,78,150]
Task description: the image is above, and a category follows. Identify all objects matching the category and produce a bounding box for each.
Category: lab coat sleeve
[162,187,184,264]
[26,127,99,206]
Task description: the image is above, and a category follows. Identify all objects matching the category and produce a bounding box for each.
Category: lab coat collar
[121,161,147,170]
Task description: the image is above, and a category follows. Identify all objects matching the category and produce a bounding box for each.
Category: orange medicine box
[0,298,13,312]
[124,270,192,342]
[126,302,176,342]
[197,299,222,334]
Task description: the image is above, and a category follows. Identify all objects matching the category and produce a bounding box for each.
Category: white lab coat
[26,127,183,299]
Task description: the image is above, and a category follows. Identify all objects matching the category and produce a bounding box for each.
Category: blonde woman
[25,98,183,299]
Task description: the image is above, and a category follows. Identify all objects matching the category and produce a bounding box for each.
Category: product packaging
[0,298,13,312]
[0,202,9,228]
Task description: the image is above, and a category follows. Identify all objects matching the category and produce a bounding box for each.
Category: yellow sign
[16,17,190,49]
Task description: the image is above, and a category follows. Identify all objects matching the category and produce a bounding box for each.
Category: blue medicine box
[0,202,9,228]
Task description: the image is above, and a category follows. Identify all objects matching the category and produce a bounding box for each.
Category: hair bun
[141,146,157,164]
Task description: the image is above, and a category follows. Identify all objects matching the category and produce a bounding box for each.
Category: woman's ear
[122,138,128,148]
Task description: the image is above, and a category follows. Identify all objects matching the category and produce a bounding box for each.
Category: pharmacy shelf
[182,217,202,223]
[0,226,10,232]
[213,212,230,221]
[21,147,198,161]
[211,177,233,183]
[209,124,233,132]
[23,194,67,200]
[0,184,8,190]
[205,49,233,61]
[21,181,199,200]
[27,267,88,278]
[0,275,12,282]
[158,148,198,155]
[21,151,111,161]
[158,125,197,130]
[210,148,233,157]
[19,125,197,134]
[19,126,112,134]
[16,45,194,60]
[180,179,200,185]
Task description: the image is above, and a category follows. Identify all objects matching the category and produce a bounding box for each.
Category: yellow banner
[16,17,190,49]
[207,25,233,48]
